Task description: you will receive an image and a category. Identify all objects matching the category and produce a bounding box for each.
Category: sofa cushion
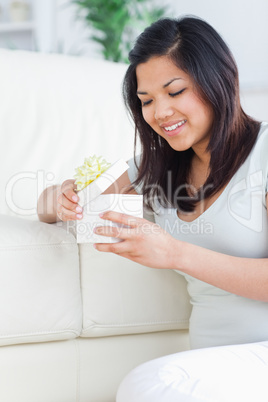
[79,243,191,337]
[0,215,82,346]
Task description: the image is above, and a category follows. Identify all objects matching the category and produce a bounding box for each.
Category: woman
[38,16,268,401]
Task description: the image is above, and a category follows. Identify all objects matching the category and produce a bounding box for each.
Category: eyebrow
[163,77,182,88]
[137,77,182,95]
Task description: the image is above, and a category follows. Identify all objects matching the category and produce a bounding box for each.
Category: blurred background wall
[54,0,268,90]
[0,0,267,119]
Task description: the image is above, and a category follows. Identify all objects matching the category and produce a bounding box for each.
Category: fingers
[95,212,160,240]
[57,179,83,221]
[99,211,143,228]
[94,240,130,255]
[94,224,133,240]
[61,179,78,202]
[57,204,83,221]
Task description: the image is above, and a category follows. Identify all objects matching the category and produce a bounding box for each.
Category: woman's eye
[141,99,152,107]
[169,88,186,97]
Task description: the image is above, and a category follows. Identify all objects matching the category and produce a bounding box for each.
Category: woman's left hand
[93,211,180,269]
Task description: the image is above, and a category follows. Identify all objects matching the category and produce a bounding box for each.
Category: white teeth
[164,119,186,131]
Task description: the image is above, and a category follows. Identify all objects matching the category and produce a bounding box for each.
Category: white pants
[116,341,268,402]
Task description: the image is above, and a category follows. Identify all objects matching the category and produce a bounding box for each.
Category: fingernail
[99,213,104,218]
[72,195,78,202]
[76,214,83,219]
[76,206,82,213]
[93,244,97,249]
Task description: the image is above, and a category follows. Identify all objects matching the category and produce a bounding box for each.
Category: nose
[154,99,174,121]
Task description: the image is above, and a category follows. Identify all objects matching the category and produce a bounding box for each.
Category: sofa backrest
[0,49,135,219]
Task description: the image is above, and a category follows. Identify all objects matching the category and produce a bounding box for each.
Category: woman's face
[136,55,214,155]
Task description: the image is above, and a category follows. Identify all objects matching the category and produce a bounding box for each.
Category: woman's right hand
[56,179,83,221]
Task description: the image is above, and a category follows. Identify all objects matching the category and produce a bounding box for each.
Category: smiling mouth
[163,119,187,132]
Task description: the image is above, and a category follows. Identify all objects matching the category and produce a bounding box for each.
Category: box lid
[78,159,129,207]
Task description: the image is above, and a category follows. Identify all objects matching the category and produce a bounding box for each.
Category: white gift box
[76,160,143,243]
[76,194,143,243]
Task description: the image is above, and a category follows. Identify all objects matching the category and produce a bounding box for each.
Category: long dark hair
[123,16,260,212]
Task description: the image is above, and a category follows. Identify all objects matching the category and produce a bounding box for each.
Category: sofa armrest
[0,215,82,346]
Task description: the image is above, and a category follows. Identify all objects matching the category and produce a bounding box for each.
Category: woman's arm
[37,171,136,223]
[177,241,268,302]
[93,194,268,302]
[37,184,63,223]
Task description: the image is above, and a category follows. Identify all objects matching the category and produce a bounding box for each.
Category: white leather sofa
[0,49,267,402]
[0,49,191,402]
